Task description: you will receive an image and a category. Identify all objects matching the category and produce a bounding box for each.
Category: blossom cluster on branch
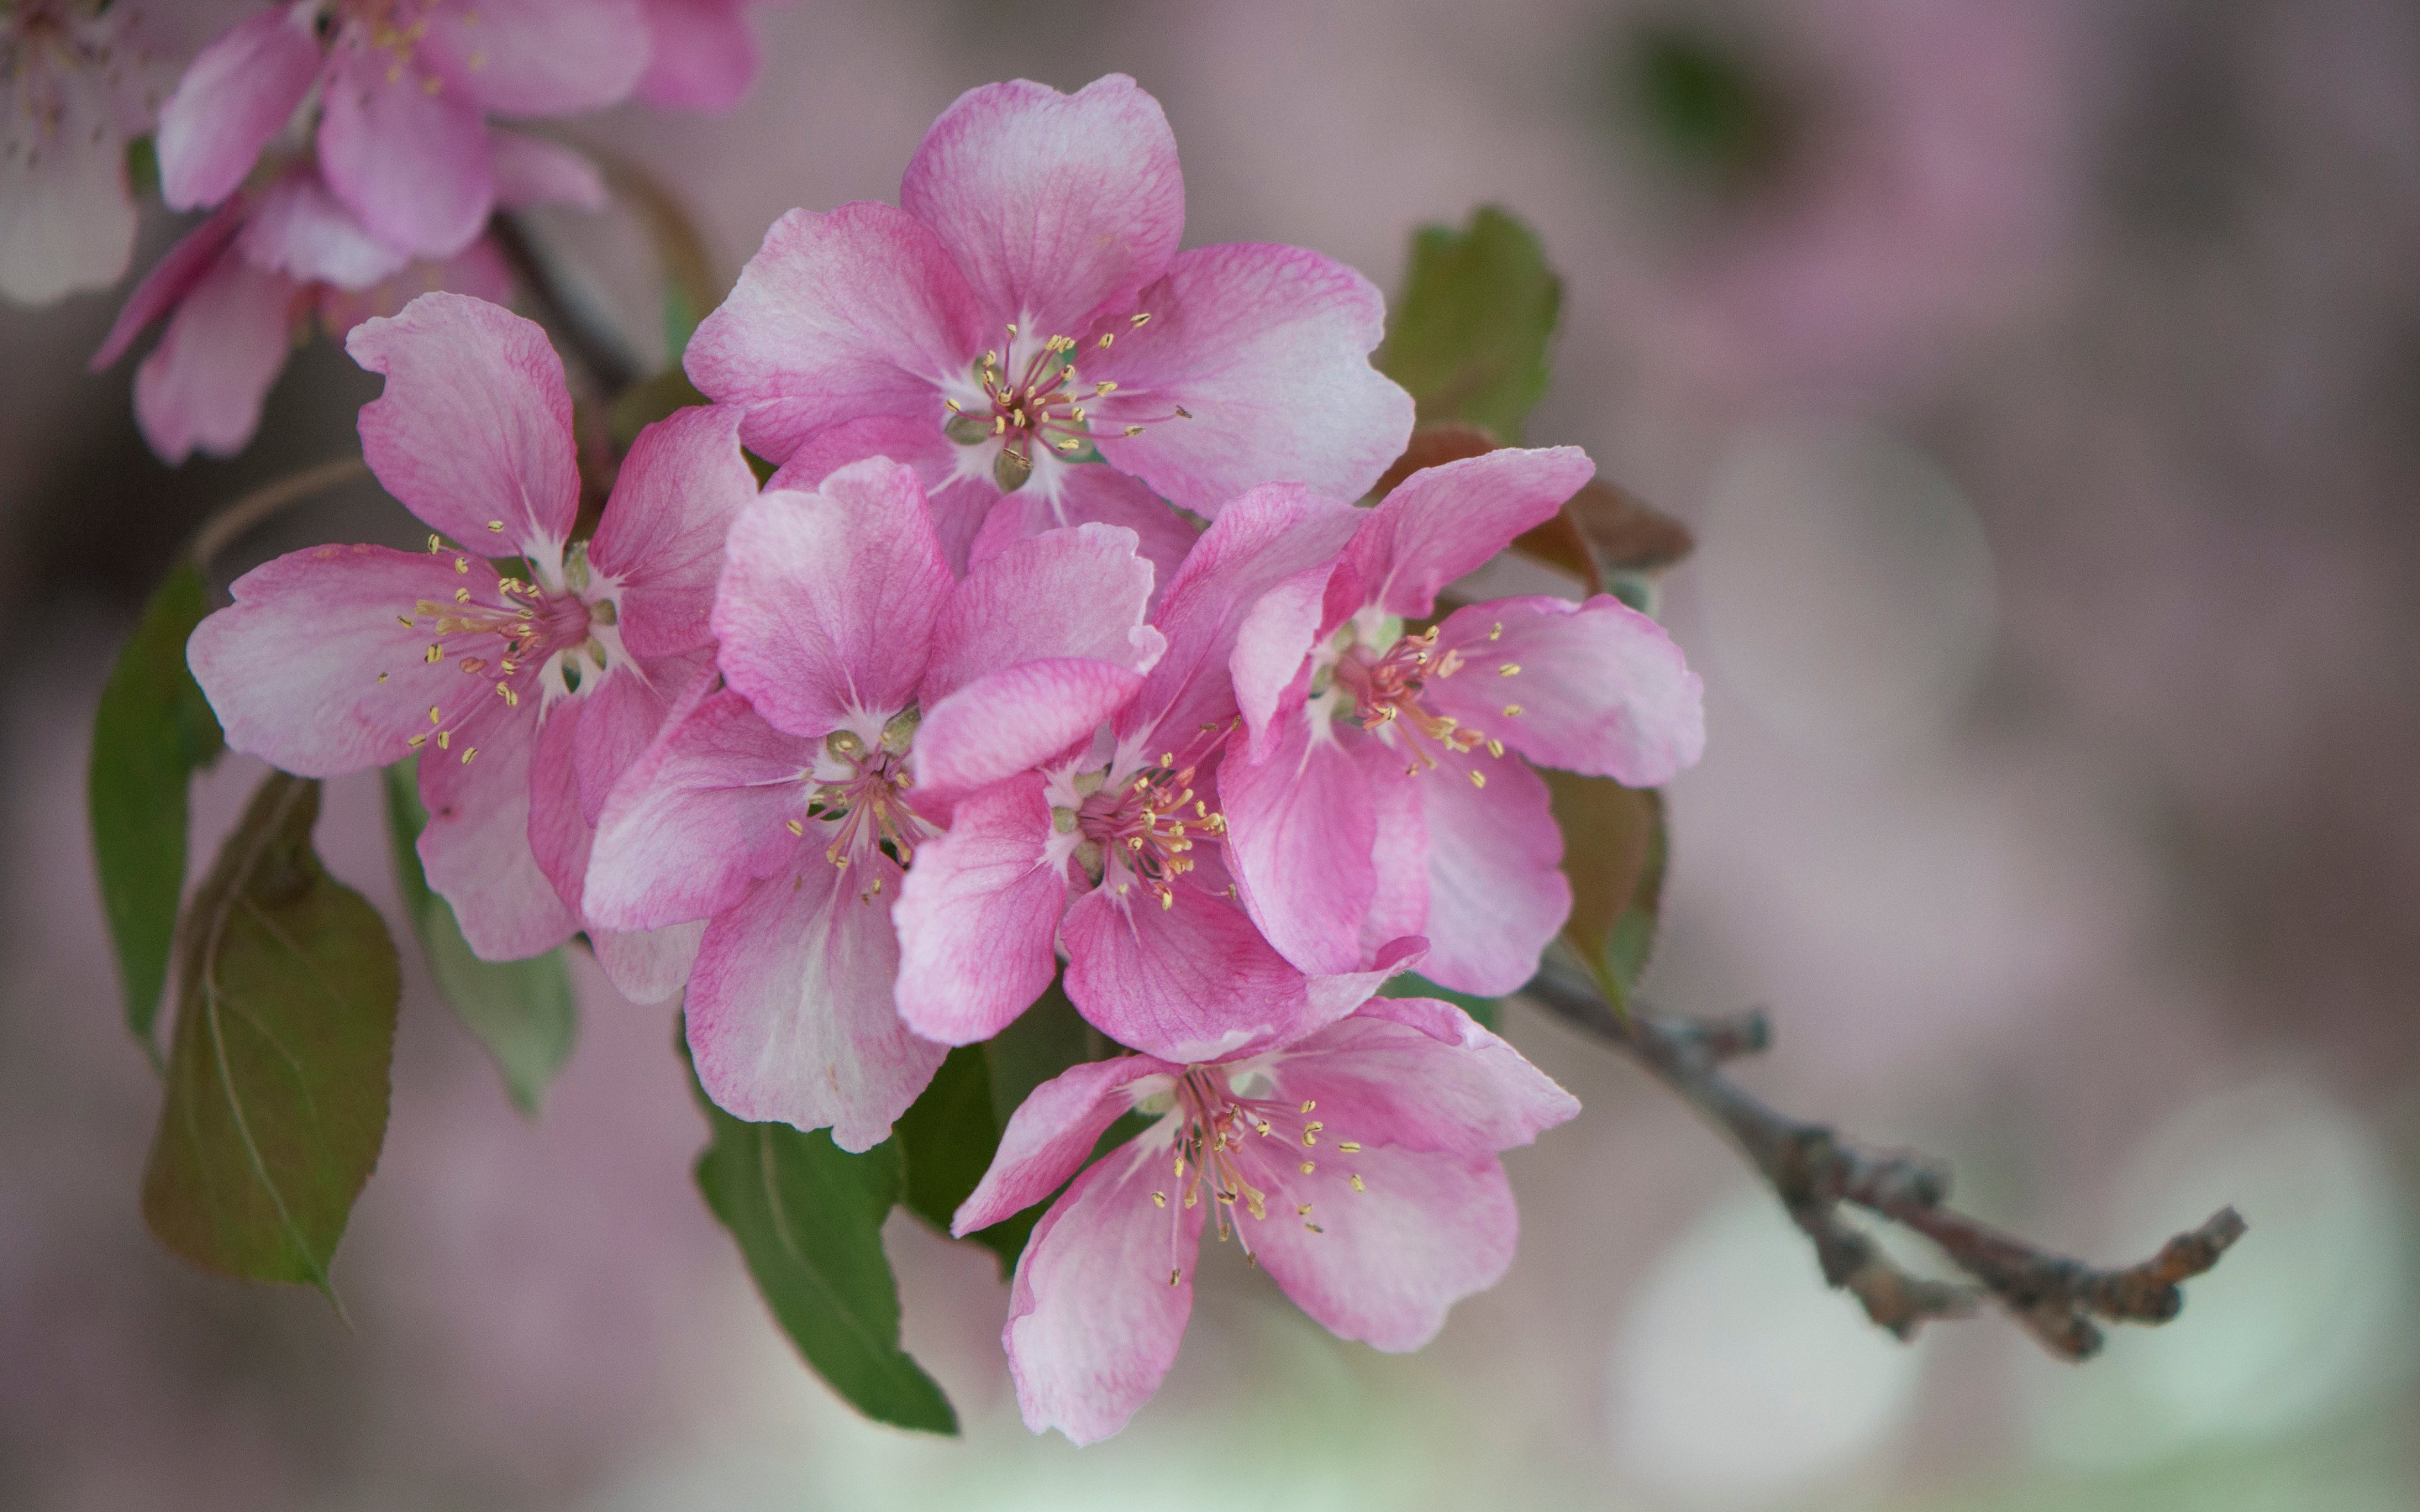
[43,2,2237,1452]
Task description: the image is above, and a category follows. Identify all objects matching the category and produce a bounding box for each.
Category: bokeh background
[5,1,2417,1507]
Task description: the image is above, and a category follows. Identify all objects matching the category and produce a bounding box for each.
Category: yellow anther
[944,397,960,412]
[1489,622,1503,640]
[1303,1221,1323,1234]
[408,733,426,748]
[1130,312,1151,327]
[786,818,803,836]
[496,682,517,706]
[454,587,471,603]
[486,520,504,533]
[1300,1161,1314,1173]
[1503,703,1523,717]
[1174,405,1193,419]
[1469,769,1487,789]
[397,614,414,627]
[1297,1203,1313,1216]
[436,731,450,750]
[1350,1173,1365,1192]
[1488,739,1505,758]
[429,706,442,725]
[455,555,468,573]
[1300,1100,1316,1113]
[376,672,389,683]
[1095,381,1117,395]
[1123,425,1144,437]
[1169,1268,1181,1287]
[460,745,476,764]
[1152,1191,1167,1209]
[1339,1141,1361,1153]
[1498,663,1521,676]
[425,643,441,663]
[428,533,443,553]
[1097,333,1114,349]
[1005,323,1018,336]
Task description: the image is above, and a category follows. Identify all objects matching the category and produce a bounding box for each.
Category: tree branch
[1521,959,2246,1360]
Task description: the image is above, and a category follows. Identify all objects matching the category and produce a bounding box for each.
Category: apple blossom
[155,0,647,260]
[686,73,1414,573]
[953,994,1580,1443]
[187,291,755,999]
[635,0,792,113]
[1220,446,1707,996]
[581,456,1167,1148]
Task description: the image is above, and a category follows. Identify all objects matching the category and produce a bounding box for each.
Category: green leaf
[381,761,576,1116]
[90,561,226,1060]
[895,1044,997,1240]
[141,772,399,1292]
[124,134,160,197]
[691,1074,958,1435]
[1544,775,1667,1008]
[1376,206,1563,441]
[1377,971,1501,1031]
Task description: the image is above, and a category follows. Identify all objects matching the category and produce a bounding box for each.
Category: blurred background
[5,0,2417,1507]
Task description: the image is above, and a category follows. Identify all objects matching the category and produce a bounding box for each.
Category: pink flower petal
[954,1054,1175,1234]
[711,459,950,739]
[892,775,1067,1046]
[488,131,608,212]
[347,291,581,555]
[684,851,945,1152]
[1218,714,1376,978]
[1425,596,1707,788]
[192,544,505,775]
[970,464,1199,611]
[318,48,492,258]
[91,202,245,371]
[1122,481,1365,746]
[238,167,413,289]
[315,238,516,336]
[1274,998,1581,1156]
[1241,1145,1517,1352]
[924,522,1162,703]
[423,0,651,117]
[527,690,593,911]
[902,75,1182,339]
[913,659,1144,812]
[418,693,581,960]
[763,413,998,575]
[1340,447,1596,620]
[1003,1134,1202,1445]
[1088,242,1414,517]
[685,202,986,463]
[0,37,139,303]
[589,921,707,1004]
[128,244,295,462]
[1060,874,1310,1063]
[589,403,756,659]
[1360,750,1428,958]
[1228,562,1331,762]
[634,0,760,113]
[1413,753,1568,996]
[571,649,714,826]
[584,688,818,932]
[156,3,320,213]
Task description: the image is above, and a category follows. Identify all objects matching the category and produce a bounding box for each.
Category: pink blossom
[0,1,185,304]
[581,456,1167,1149]
[155,0,647,260]
[634,0,790,113]
[90,140,600,462]
[892,477,1417,1063]
[1219,447,1707,997]
[187,292,756,1000]
[952,995,1579,1443]
[685,73,1414,575]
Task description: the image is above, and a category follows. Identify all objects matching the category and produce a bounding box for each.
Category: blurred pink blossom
[156,0,648,258]
[953,994,1580,1443]
[635,0,793,113]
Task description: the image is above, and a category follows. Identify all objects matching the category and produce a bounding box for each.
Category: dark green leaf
[1376,206,1563,441]
[895,1044,997,1239]
[381,761,576,1116]
[692,1078,958,1435]
[124,134,159,197]
[90,561,225,1059]
[142,773,398,1292]
[1544,774,1667,1009]
[1378,971,1501,1032]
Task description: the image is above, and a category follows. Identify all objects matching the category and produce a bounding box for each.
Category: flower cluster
[5,1,787,459]
[186,75,1706,1441]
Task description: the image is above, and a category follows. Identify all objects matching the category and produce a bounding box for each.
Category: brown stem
[1522,959,2246,1360]
[187,458,371,575]
[490,212,642,400]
